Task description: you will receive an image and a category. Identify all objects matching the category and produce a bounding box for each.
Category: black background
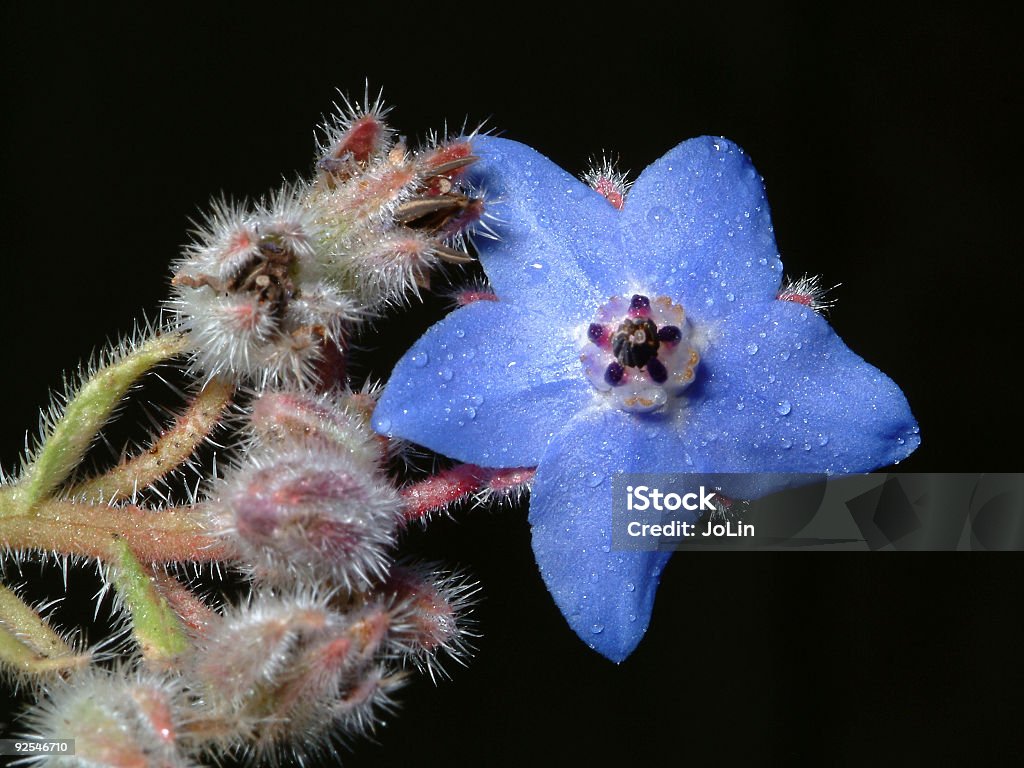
[1,3,1021,765]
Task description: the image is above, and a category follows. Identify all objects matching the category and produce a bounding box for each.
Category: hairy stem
[71,376,234,504]
[0,498,234,563]
[401,465,535,522]
[109,539,190,663]
[14,332,190,511]
[0,583,88,677]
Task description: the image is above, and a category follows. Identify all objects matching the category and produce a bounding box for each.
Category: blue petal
[679,300,920,498]
[529,408,699,663]
[621,136,783,319]
[373,300,592,468]
[468,136,629,320]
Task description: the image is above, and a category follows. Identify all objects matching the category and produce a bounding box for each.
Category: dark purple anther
[588,323,606,344]
[629,294,651,317]
[646,358,668,384]
[604,362,625,386]
[657,325,682,343]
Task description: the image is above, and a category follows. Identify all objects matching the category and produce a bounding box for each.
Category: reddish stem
[1,500,236,563]
[401,465,535,523]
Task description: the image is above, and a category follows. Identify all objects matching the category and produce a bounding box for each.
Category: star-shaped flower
[372,135,920,661]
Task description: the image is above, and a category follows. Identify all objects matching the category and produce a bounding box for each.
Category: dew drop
[776,400,792,416]
[736,402,745,411]
[411,352,429,368]
[455,329,466,339]
[625,582,635,592]
[470,394,485,406]
[779,350,791,361]
[628,614,637,623]
[746,342,759,355]
[524,262,546,284]
[726,292,735,301]
[466,407,477,420]
[647,205,673,225]
[591,623,604,635]
[896,436,906,445]
[589,572,599,584]
[377,417,391,434]
[802,443,812,451]
[439,367,454,381]
[586,471,606,487]
[817,434,830,446]
[780,436,793,449]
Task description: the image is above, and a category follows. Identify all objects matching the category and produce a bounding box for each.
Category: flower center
[581,294,700,413]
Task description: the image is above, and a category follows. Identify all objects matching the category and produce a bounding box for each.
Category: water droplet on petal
[628,614,637,623]
[776,400,792,416]
[818,434,830,446]
[779,350,791,361]
[524,262,546,284]
[589,572,599,584]
[586,471,606,487]
[455,329,466,339]
[647,205,673,225]
[625,582,635,592]
[780,436,793,449]
[411,352,429,368]
[439,367,454,381]
[746,342,759,355]
[591,623,604,634]
[377,417,391,434]
[726,292,735,302]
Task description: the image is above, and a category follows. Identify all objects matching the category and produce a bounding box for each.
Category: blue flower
[373,136,920,662]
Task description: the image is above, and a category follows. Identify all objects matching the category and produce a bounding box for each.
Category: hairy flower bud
[214,441,402,589]
[170,186,359,388]
[382,564,478,680]
[317,88,395,180]
[21,667,194,768]
[581,154,631,210]
[189,589,403,762]
[248,388,385,471]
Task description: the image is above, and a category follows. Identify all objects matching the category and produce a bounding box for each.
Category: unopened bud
[249,388,385,470]
[216,442,402,589]
[21,667,193,768]
[582,154,631,210]
[190,590,403,761]
[383,564,478,680]
[317,89,394,181]
[777,274,837,314]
